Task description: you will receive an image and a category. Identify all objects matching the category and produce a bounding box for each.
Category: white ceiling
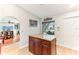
[18,4,79,18]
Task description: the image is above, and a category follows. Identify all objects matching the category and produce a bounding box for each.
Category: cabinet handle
[42,44,49,48]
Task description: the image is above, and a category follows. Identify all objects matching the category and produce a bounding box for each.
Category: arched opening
[0,17,20,45]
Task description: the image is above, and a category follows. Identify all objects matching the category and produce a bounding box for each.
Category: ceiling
[18,4,79,18]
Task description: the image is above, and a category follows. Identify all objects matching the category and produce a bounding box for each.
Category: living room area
[0,4,79,55]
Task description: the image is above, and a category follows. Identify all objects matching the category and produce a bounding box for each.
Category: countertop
[29,34,56,41]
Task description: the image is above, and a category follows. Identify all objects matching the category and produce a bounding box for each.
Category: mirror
[0,17,20,45]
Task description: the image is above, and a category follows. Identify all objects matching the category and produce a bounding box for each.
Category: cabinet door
[42,40,51,55]
[29,36,35,53]
[29,36,42,55]
[34,38,42,55]
[42,44,51,55]
[51,39,56,55]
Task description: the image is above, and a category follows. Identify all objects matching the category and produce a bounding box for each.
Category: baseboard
[57,43,79,52]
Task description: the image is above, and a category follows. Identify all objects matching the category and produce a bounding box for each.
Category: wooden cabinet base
[29,36,56,55]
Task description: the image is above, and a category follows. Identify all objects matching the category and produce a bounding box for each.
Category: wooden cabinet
[51,39,56,55]
[29,37,35,54]
[41,40,51,55]
[34,38,42,55]
[29,36,56,55]
[29,37,42,55]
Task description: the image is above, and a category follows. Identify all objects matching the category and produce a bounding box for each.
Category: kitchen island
[29,34,56,55]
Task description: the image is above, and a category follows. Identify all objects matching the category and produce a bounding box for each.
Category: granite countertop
[29,34,56,41]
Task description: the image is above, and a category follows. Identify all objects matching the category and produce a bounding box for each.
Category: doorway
[0,17,20,45]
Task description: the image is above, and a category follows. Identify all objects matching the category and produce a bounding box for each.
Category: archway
[0,17,20,45]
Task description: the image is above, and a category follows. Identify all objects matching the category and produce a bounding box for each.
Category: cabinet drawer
[42,40,51,46]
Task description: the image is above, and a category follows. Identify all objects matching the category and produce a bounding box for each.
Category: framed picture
[29,19,38,27]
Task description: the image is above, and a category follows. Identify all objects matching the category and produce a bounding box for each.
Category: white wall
[0,5,41,48]
[54,10,79,51]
